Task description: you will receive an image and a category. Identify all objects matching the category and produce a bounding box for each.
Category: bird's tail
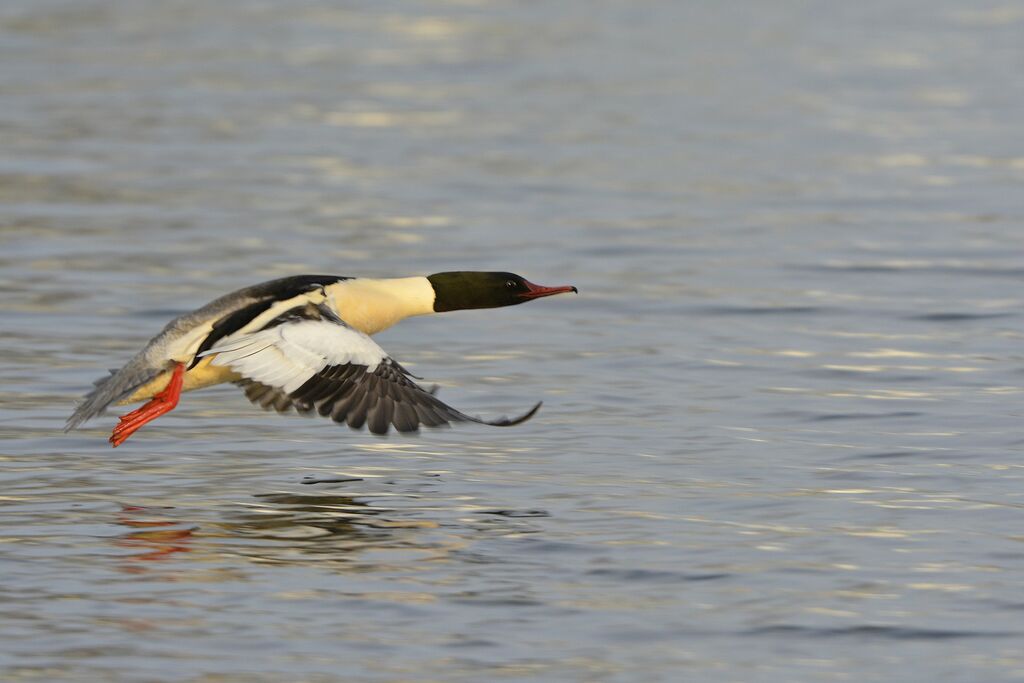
[64,354,165,431]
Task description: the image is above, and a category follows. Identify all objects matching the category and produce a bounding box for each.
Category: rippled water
[4,1,1024,681]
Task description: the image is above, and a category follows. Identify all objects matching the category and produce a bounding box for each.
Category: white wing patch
[201,320,388,394]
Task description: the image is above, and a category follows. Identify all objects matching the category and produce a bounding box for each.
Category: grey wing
[235,378,442,416]
[289,358,541,435]
[207,303,541,435]
[235,379,315,415]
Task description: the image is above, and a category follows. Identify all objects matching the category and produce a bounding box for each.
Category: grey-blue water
[3,1,1024,681]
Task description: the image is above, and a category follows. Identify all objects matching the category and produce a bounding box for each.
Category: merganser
[65,272,577,447]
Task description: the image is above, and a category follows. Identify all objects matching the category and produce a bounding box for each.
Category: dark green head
[427,271,577,313]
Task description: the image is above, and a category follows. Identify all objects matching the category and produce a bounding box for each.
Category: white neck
[325,276,436,335]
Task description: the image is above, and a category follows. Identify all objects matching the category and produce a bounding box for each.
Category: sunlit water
[3,1,1024,681]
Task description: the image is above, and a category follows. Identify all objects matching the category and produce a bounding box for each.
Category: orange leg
[109,363,185,448]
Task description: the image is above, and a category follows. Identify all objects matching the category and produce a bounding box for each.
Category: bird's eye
[505,280,518,289]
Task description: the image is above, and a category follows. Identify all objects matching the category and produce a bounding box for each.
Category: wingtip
[485,400,542,427]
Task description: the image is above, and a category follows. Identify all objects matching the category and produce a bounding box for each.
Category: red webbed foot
[110,363,185,447]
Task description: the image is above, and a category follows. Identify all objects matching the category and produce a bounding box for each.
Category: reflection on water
[110,485,553,576]
[113,494,388,571]
[4,0,1024,680]
[116,505,197,566]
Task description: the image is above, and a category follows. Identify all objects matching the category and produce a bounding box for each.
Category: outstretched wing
[202,305,540,434]
[234,378,313,415]
[233,378,442,416]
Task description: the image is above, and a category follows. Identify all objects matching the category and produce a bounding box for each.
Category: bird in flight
[65,271,577,446]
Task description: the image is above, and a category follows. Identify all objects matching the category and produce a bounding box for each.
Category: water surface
[3,1,1024,681]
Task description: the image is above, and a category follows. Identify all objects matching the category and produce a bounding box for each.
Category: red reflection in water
[116,504,195,568]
